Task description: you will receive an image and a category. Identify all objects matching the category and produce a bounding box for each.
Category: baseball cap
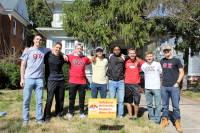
[162,44,172,51]
[95,47,104,52]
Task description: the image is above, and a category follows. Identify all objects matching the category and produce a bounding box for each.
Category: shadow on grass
[99,124,124,131]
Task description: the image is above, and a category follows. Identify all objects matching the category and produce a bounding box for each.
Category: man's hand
[20,79,25,87]
[63,55,68,62]
[173,83,179,88]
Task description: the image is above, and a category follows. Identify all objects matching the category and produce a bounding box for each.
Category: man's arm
[20,60,27,87]
[177,68,184,85]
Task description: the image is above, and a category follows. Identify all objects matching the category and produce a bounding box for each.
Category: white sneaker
[65,113,73,120]
[36,120,44,125]
[79,114,86,119]
[22,121,28,127]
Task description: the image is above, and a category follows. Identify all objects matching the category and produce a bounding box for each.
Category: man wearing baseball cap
[90,46,108,98]
[160,44,184,133]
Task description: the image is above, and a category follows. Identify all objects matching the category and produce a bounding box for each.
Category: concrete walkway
[140,94,200,133]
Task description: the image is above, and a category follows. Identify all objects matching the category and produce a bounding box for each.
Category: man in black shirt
[107,45,125,117]
[160,44,184,133]
[43,42,65,122]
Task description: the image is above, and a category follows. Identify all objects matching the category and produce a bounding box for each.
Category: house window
[65,40,74,54]
[22,27,25,40]
[13,20,16,35]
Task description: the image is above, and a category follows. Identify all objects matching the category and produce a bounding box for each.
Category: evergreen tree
[63,0,153,48]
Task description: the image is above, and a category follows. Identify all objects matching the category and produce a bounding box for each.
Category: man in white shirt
[141,51,162,124]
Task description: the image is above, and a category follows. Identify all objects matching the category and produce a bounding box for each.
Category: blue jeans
[108,80,125,116]
[161,86,181,120]
[145,89,161,123]
[23,78,44,122]
[91,83,107,98]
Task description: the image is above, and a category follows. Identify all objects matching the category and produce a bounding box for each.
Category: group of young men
[20,34,184,133]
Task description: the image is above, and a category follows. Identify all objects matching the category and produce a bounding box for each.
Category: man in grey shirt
[20,34,50,126]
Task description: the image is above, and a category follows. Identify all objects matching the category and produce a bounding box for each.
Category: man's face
[113,47,121,56]
[75,45,83,55]
[163,49,172,58]
[145,54,154,63]
[53,44,62,54]
[33,36,42,47]
[128,50,136,60]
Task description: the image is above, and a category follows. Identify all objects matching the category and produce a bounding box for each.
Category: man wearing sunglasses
[160,44,184,133]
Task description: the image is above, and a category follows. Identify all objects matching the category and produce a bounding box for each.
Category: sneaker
[22,121,28,127]
[36,120,44,125]
[79,114,86,119]
[118,115,123,118]
[65,113,73,120]
[44,118,50,123]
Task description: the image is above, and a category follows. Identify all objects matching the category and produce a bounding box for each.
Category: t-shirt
[125,59,144,84]
[67,54,91,84]
[160,58,183,87]
[91,58,108,84]
[44,52,65,81]
[20,47,50,79]
[141,61,162,89]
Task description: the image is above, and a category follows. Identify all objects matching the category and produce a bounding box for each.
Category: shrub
[0,61,20,89]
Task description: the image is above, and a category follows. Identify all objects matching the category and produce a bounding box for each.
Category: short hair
[128,48,136,53]
[112,45,121,51]
[53,42,62,47]
[145,51,154,56]
[74,40,83,48]
[33,33,43,39]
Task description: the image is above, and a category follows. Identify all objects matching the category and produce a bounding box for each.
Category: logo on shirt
[145,66,155,71]
[72,59,85,66]
[33,54,43,59]
[163,63,173,69]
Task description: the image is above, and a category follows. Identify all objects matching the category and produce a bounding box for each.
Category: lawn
[0,89,165,133]
[182,88,200,101]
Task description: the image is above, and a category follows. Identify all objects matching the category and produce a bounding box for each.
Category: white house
[37,0,92,83]
[36,0,92,55]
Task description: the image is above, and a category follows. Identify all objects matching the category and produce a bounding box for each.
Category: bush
[0,61,20,89]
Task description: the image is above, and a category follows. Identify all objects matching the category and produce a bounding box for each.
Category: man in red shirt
[64,41,91,119]
[124,48,144,119]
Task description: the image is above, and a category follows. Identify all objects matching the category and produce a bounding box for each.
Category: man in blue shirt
[20,34,50,126]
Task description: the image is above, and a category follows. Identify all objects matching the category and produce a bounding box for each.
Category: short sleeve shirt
[141,61,162,89]
[67,54,91,84]
[125,59,144,84]
[20,47,50,79]
[160,58,183,87]
[91,58,108,84]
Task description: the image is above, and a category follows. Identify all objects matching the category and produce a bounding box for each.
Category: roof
[0,0,29,22]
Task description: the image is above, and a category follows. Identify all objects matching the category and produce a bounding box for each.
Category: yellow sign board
[88,98,117,118]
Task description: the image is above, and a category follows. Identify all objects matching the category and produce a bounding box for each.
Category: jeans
[43,80,65,120]
[91,83,107,98]
[23,78,44,122]
[145,89,161,123]
[108,80,125,116]
[161,86,181,120]
[68,83,87,114]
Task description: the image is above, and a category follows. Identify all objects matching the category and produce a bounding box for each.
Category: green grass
[182,89,200,101]
[0,90,165,133]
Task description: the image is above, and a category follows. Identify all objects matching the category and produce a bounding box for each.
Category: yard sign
[88,98,117,118]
